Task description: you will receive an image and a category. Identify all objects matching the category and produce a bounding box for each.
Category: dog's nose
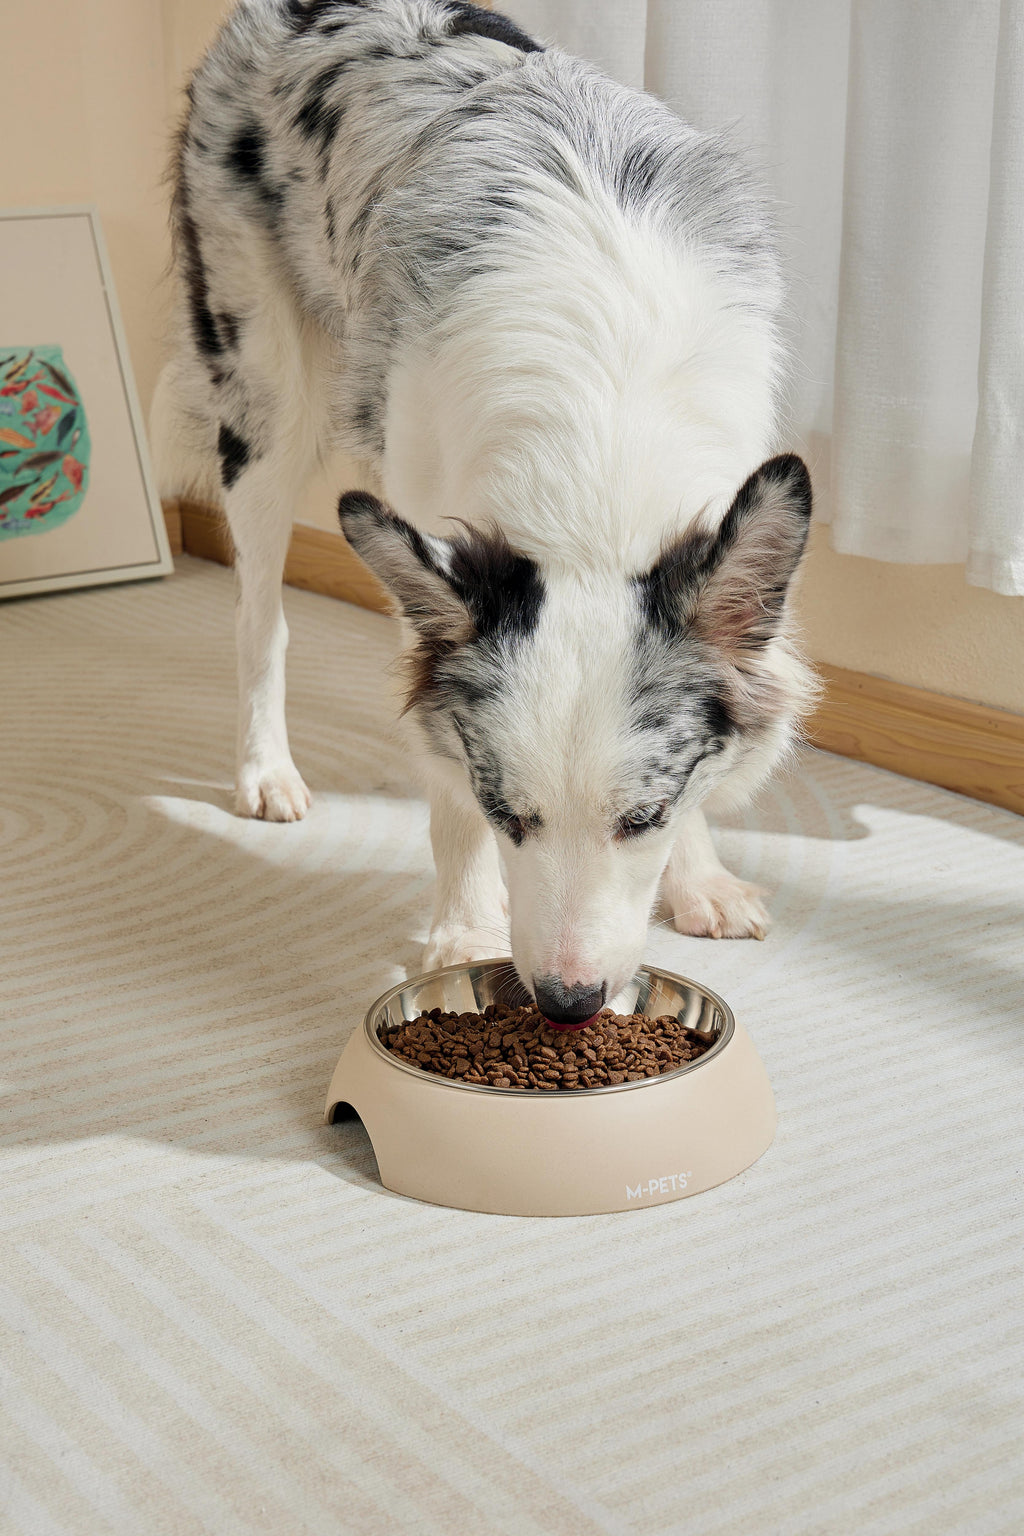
[533,976,606,1027]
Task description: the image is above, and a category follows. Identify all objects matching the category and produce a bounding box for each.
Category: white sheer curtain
[511,0,1024,595]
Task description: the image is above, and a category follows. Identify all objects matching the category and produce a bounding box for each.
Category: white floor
[2,555,1022,1536]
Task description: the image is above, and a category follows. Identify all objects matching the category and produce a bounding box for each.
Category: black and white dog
[154,0,816,1025]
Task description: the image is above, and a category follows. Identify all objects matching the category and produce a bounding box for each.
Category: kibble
[380,1004,713,1090]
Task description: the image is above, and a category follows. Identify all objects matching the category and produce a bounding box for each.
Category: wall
[162,0,231,100]
[5,0,1021,716]
[795,528,1024,716]
[0,0,171,412]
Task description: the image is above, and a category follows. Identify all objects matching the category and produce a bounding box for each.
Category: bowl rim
[361,959,735,1098]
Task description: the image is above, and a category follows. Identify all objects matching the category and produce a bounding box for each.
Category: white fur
[154,0,816,1014]
[383,215,795,1000]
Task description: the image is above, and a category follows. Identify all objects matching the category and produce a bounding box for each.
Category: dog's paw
[666,873,770,941]
[235,761,311,823]
[424,924,509,971]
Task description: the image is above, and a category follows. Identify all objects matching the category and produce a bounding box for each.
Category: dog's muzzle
[533,976,606,1031]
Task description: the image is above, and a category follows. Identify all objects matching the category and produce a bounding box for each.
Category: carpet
[2,555,1022,1535]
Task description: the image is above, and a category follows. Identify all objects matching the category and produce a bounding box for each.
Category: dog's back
[156,2,812,996]
[163,0,783,548]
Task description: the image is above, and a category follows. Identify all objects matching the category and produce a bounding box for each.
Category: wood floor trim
[163,500,1024,817]
[163,500,183,556]
[805,664,1024,817]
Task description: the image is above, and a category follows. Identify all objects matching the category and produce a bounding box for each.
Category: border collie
[154,0,816,1025]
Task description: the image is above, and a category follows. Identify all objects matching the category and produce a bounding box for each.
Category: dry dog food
[380,1003,713,1090]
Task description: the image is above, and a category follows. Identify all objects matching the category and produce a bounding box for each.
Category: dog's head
[340,455,812,1020]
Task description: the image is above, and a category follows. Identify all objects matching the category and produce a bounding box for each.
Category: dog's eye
[616,802,666,839]
[489,804,541,847]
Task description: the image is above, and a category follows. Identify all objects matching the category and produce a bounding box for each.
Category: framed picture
[0,205,172,599]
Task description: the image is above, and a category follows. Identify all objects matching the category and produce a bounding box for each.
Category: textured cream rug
[2,556,1022,1535]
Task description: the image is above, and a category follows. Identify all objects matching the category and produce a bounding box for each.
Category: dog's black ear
[639,455,812,655]
[339,489,545,645]
[338,490,474,644]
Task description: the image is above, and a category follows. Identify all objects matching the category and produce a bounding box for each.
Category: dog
[153,0,817,1025]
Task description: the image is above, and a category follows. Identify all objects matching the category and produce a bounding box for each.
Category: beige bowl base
[325,967,775,1217]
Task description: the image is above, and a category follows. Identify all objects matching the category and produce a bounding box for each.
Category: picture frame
[0,205,172,599]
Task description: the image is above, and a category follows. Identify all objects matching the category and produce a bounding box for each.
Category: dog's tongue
[542,1013,601,1033]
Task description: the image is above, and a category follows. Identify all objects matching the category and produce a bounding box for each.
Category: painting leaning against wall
[0,207,171,599]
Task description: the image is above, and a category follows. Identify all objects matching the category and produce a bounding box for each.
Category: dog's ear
[338,490,475,645]
[339,490,545,647]
[640,455,812,656]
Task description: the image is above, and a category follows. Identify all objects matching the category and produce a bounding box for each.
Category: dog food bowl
[325,960,775,1216]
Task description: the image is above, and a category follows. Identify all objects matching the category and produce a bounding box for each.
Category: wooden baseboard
[163,500,1024,816]
[806,664,1024,816]
[163,501,183,556]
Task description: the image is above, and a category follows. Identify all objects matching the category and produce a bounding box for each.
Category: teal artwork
[0,346,91,540]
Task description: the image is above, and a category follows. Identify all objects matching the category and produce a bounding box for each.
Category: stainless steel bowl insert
[361,959,735,1097]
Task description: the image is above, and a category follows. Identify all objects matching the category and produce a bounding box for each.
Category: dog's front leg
[661,808,770,941]
[423,783,509,969]
[227,451,313,824]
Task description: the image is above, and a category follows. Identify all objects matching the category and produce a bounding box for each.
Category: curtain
[510,0,1024,596]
